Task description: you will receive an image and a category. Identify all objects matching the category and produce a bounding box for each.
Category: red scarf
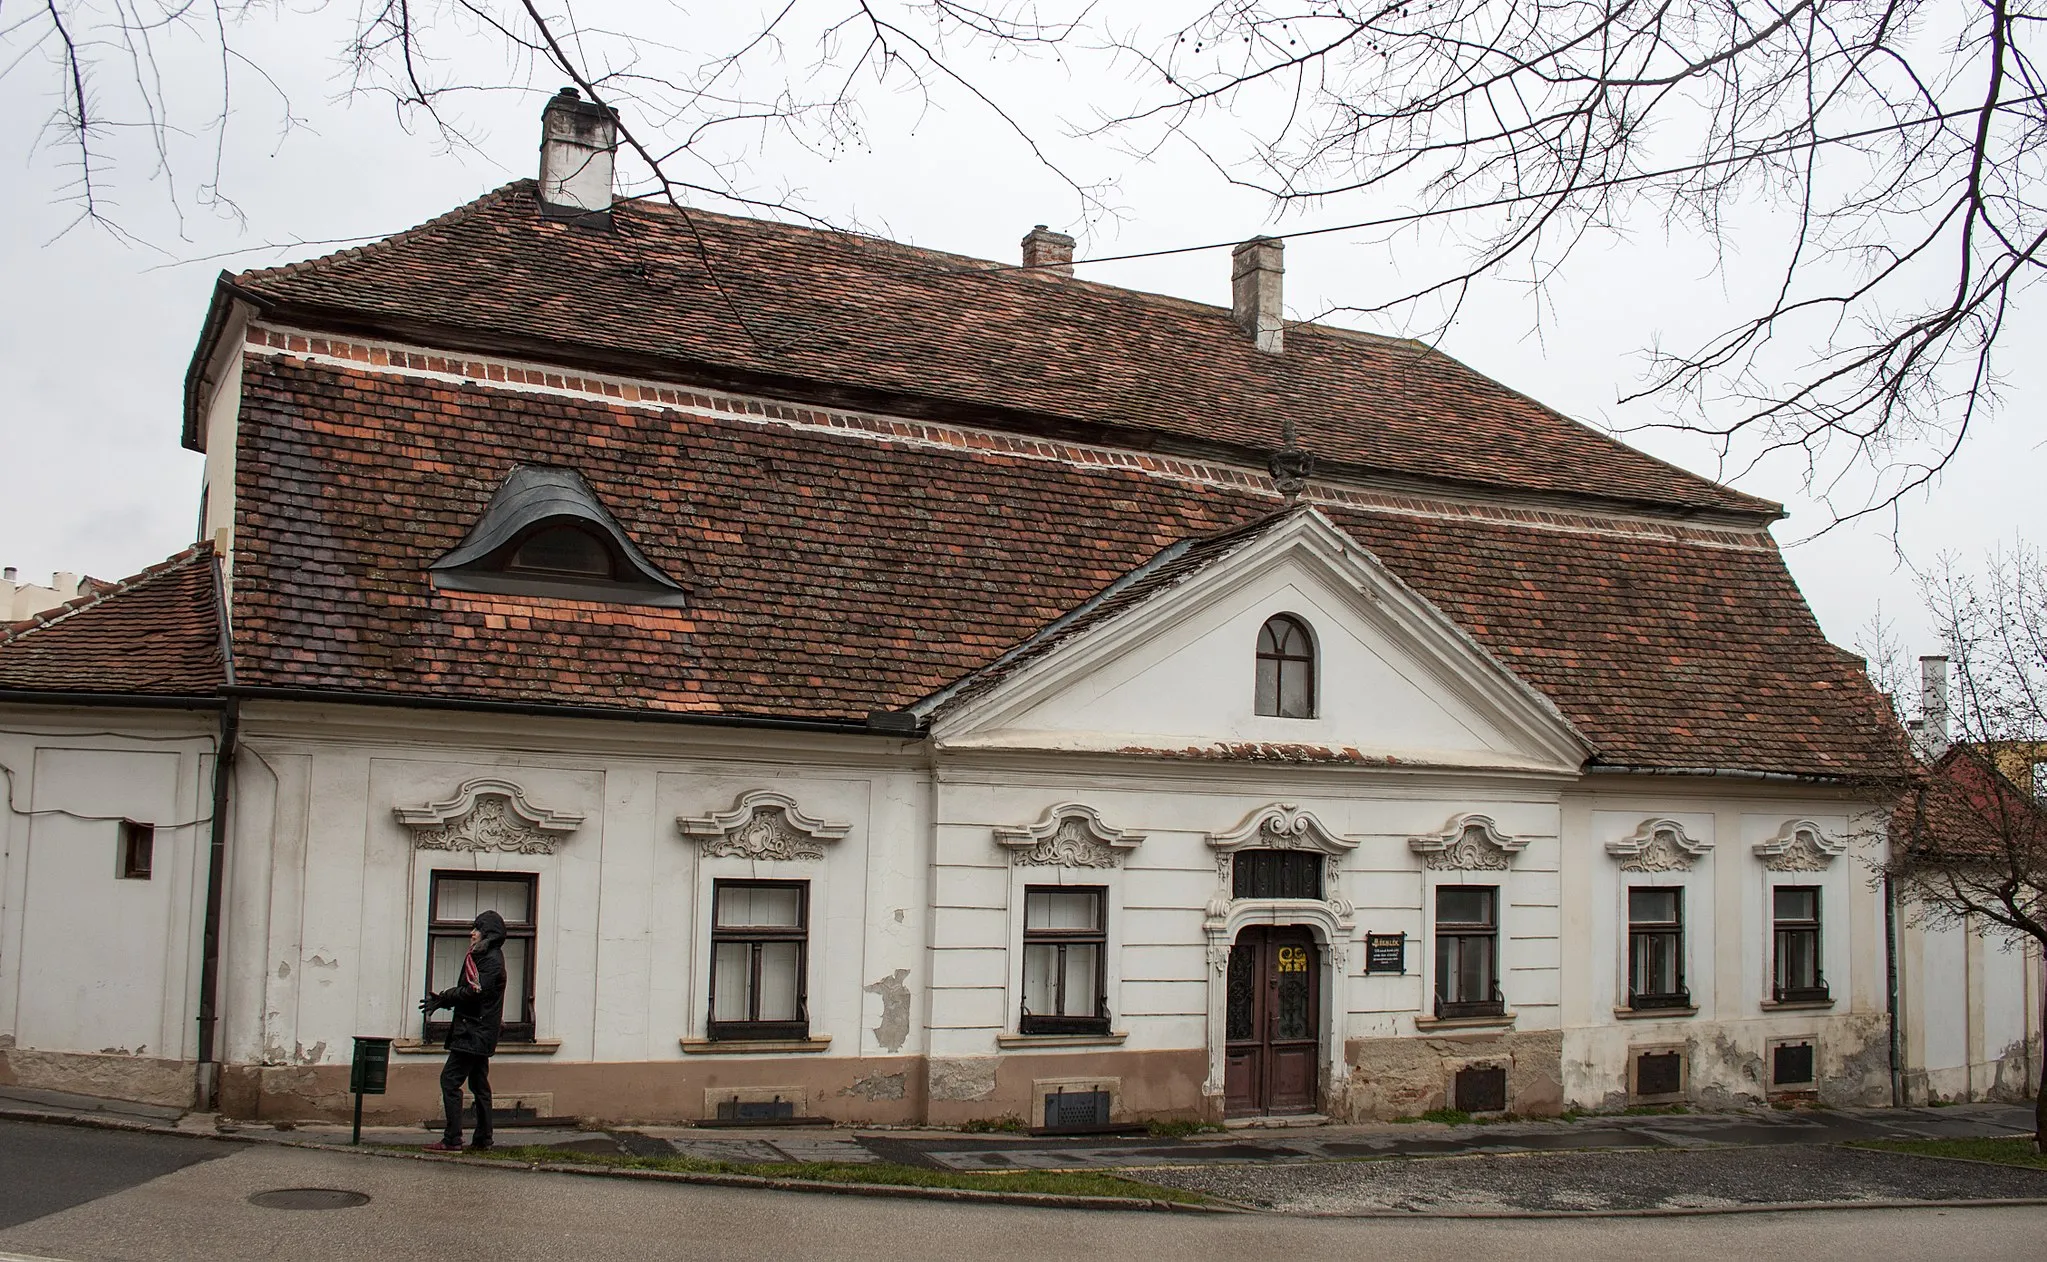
[462,950,479,991]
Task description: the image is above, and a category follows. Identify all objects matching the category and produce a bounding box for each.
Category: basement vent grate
[1773,1042,1816,1087]
[1042,1089,1112,1133]
[1635,1050,1683,1098]
[1453,1065,1508,1114]
[716,1097,796,1122]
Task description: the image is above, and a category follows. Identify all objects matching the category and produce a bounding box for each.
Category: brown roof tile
[213,183,1774,518]
[0,543,226,697]
[228,356,1895,775]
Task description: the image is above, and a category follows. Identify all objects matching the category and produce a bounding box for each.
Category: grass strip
[465,1144,1211,1203]
[1849,1136,2047,1169]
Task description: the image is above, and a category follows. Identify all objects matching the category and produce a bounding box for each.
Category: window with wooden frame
[424,872,538,1043]
[1772,886,1828,1003]
[1255,614,1316,718]
[1434,886,1503,1019]
[1627,888,1690,1009]
[709,881,809,1041]
[117,820,154,880]
[1020,886,1109,1036]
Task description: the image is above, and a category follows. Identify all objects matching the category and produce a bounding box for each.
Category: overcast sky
[2,3,2038,682]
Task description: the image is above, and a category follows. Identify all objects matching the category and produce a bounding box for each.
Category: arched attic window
[1255,614,1316,719]
[429,465,687,608]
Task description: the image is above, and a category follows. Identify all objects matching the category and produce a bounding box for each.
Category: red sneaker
[422,1141,463,1152]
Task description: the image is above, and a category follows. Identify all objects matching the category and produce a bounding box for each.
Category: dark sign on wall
[1364,932,1407,975]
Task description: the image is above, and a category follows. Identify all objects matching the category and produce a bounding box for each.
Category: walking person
[420,908,507,1152]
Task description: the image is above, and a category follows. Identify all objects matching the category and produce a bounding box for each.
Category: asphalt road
[0,1121,230,1230]
[0,1121,2043,1261]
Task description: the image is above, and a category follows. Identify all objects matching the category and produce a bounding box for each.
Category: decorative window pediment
[394,778,585,854]
[1409,813,1525,871]
[429,465,687,608]
[1205,804,1358,929]
[1753,819,1845,872]
[1207,803,1359,856]
[1607,818,1712,873]
[994,803,1143,868]
[678,791,850,861]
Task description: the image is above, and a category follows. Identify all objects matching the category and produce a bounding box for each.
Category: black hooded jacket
[435,909,508,1057]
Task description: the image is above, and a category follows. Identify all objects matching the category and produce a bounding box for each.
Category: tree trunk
[2037,964,2046,1154]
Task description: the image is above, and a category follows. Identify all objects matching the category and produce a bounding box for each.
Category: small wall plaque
[1365,932,1407,975]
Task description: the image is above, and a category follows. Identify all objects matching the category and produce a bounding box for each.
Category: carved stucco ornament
[1606,818,1713,873]
[677,791,851,861]
[1753,819,1846,872]
[993,803,1144,868]
[394,778,585,854]
[1205,803,1359,935]
[1409,814,1526,871]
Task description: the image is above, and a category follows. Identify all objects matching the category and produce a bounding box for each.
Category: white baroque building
[0,93,2035,1125]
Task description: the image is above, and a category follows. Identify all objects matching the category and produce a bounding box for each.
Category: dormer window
[504,523,617,580]
[1255,613,1315,718]
[430,465,686,608]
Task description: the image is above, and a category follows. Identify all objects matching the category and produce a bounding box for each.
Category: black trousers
[439,1050,493,1147]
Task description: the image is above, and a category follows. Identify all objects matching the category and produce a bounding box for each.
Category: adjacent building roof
[0,543,226,698]
[226,356,1899,776]
[200,181,1776,520]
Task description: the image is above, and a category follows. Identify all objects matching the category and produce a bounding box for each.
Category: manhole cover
[247,1188,371,1211]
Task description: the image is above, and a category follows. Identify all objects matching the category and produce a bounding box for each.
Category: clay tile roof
[213,181,1775,518]
[0,543,226,698]
[1894,747,2047,859]
[227,357,1900,776]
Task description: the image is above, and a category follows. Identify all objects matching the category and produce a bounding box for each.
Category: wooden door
[1223,927,1320,1116]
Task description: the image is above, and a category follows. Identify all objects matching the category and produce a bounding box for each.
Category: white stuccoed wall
[0,707,217,1104]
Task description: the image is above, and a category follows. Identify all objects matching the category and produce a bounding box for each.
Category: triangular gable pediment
[925,509,1590,774]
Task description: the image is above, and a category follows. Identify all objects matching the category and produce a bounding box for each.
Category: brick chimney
[1021,225,1075,277]
[538,87,619,214]
[1232,237,1284,353]
[1920,654,1950,758]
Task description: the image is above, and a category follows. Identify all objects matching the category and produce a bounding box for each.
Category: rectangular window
[117,820,154,880]
[1232,849,1324,900]
[1772,886,1828,1003]
[1020,886,1109,1036]
[1626,887,1689,1009]
[709,881,809,1040]
[1434,886,1502,1019]
[425,872,537,1043]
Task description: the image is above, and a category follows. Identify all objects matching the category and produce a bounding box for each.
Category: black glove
[419,992,443,1015]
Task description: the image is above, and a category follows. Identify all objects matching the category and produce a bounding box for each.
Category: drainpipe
[1885,872,1904,1107]
[194,697,239,1111]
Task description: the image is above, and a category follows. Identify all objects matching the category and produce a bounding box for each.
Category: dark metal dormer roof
[429,465,687,608]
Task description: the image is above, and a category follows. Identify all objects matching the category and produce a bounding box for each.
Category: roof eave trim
[0,689,227,710]
[218,685,917,737]
[182,276,270,453]
[1582,763,1865,785]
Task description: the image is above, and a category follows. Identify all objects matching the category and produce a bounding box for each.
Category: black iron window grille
[1020,886,1109,1036]
[1255,614,1316,718]
[1434,886,1504,1019]
[1772,886,1829,1003]
[1627,887,1690,1009]
[709,881,810,1041]
[425,872,538,1043]
[1231,848,1325,900]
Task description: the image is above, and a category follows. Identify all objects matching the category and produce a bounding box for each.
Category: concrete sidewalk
[1,1083,2031,1173]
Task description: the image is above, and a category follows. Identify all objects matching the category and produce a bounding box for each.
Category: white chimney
[1231,237,1285,353]
[1020,225,1075,278]
[538,87,618,214]
[1920,654,1950,758]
